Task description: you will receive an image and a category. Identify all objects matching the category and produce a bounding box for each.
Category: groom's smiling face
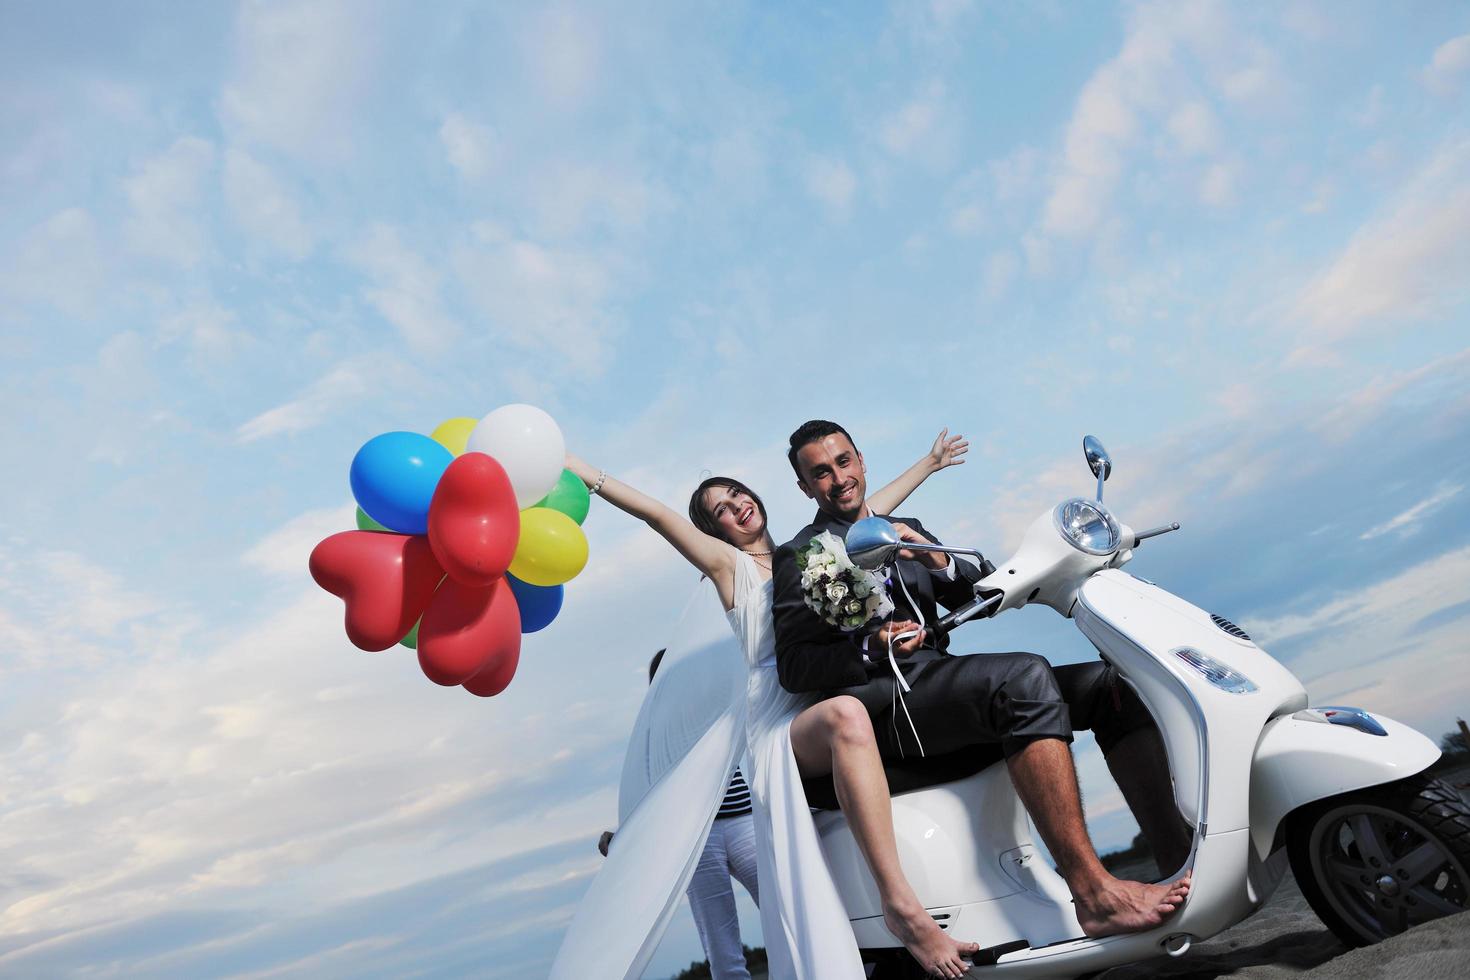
[795,433,867,522]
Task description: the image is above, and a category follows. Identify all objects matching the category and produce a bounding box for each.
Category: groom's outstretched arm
[772,541,870,693]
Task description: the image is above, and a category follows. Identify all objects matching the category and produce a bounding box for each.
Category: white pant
[687,813,760,980]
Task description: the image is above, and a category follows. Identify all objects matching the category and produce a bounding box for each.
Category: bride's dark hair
[688,476,769,544]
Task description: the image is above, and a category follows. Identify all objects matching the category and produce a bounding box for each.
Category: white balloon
[466,404,566,508]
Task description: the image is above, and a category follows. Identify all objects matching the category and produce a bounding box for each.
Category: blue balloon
[349,431,454,535]
[507,574,564,633]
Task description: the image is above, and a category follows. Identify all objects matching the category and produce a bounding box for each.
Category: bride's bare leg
[790,696,978,978]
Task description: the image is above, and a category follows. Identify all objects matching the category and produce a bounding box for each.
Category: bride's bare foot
[1074,870,1192,938]
[882,894,979,978]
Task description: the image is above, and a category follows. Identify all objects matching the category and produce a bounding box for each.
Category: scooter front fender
[1248,711,1440,858]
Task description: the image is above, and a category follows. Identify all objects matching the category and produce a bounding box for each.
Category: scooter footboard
[1248,711,1440,858]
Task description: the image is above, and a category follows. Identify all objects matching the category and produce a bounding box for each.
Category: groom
[772,419,1192,938]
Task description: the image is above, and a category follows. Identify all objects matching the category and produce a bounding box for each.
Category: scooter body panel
[1247,712,1440,857]
[816,765,1084,950]
[1075,570,1309,834]
[979,829,1260,977]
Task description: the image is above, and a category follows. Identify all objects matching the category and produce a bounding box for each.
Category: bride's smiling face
[702,485,765,546]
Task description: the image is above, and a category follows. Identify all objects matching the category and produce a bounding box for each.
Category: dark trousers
[833,651,1152,761]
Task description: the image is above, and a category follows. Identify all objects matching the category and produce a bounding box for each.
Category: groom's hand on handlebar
[890,522,949,571]
[876,620,926,656]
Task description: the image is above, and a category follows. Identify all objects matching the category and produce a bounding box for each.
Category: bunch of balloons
[309,404,590,698]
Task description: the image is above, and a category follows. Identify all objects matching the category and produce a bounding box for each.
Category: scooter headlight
[1053,498,1122,555]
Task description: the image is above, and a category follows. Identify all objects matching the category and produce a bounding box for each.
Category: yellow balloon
[510,508,589,586]
[430,416,479,456]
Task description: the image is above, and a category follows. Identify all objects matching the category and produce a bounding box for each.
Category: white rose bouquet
[795,530,894,631]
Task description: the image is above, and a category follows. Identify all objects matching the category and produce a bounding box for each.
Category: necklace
[741,548,773,572]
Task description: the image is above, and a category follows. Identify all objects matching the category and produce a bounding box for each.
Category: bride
[561,430,978,979]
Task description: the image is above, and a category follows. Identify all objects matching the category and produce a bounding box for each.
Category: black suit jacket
[772,510,984,694]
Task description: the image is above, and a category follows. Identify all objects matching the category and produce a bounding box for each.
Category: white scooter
[823,436,1469,977]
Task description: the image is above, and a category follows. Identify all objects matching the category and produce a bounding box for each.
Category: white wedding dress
[550,553,866,979]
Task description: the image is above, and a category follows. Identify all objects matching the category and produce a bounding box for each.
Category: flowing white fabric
[733,552,866,979]
[550,556,865,979]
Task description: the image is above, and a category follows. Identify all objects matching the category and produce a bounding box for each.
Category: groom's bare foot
[1074,870,1191,938]
[882,894,979,978]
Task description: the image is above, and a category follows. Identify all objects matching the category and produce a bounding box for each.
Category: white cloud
[1246,545,1470,682]
[982,249,1019,300]
[1039,14,1159,237]
[803,155,858,218]
[158,301,247,368]
[0,581,627,946]
[220,0,381,163]
[346,224,461,352]
[1198,160,1237,206]
[526,161,662,239]
[439,112,500,181]
[452,223,621,376]
[1290,137,1470,336]
[123,136,216,266]
[878,80,947,157]
[1350,84,1385,127]
[1216,42,1286,108]
[520,6,602,110]
[1359,483,1463,541]
[1422,33,1470,98]
[235,361,372,442]
[1,207,109,316]
[870,79,952,167]
[1038,2,1277,240]
[222,148,315,259]
[243,502,355,578]
[1166,100,1221,156]
[0,545,169,671]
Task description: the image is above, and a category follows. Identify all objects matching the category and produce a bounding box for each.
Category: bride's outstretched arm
[867,428,969,516]
[565,453,738,602]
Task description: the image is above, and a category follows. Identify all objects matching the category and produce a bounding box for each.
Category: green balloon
[399,620,420,649]
[535,468,591,525]
[356,506,390,532]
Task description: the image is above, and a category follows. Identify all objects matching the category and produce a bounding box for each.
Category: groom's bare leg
[1007,737,1191,937]
[791,697,977,979]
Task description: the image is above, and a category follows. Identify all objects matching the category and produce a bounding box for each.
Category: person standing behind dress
[597,650,761,980]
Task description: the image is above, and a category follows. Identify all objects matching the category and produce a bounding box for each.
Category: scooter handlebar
[934,591,1003,634]
[1132,521,1180,547]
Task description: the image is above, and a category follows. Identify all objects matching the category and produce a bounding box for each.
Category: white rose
[827,582,849,603]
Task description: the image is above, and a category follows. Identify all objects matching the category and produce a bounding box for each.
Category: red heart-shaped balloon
[462,642,521,698]
[418,576,522,686]
[427,452,521,588]
[309,531,443,651]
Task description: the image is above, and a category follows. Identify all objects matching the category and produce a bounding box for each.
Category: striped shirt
[716,768,752,819]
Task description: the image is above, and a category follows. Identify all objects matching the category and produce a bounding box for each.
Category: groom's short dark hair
[787,419,858,475]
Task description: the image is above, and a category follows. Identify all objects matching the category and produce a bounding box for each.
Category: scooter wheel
[1286,773,1470,947]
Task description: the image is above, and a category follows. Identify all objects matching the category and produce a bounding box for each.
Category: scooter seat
[801,744,1005,811]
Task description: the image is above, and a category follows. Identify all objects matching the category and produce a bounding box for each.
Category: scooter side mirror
[1083,435,1112,502]
[845,517,901,570]
[1083,435,1112,481]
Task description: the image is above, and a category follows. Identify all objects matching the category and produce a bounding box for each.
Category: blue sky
[2,1,1469,976]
